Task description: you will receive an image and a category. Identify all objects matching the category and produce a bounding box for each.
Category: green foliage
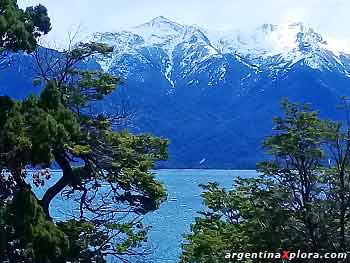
[0,0,51,52]
[67,69,120,105]
[180,178,295,263]
[0,14,168,262]
[55,220,106,263]
[263,98,327,161]
[0,81,83,171]
[99,131,168,212]
[180,99,350,263]
[0,77,168,261]
[1,188,68,263]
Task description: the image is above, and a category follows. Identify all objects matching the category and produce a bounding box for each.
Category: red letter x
[282,250,289,259]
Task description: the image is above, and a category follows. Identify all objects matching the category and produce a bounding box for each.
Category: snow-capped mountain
[84,17,350,168]
[2,17,350,168]
[93,17,350,82]
[93,17,225,89]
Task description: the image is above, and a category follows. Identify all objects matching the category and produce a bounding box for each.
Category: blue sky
[18,0,350,45]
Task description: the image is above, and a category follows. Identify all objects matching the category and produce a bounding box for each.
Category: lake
[35,169,257,263]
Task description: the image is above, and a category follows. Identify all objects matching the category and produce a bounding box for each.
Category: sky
[18,0,350,47]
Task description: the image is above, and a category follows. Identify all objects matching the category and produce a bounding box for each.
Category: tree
[0,0,50,67]
[180,99,350,263]
[0,4,168,263]
[0,46,168,263]
[321,96,350,252]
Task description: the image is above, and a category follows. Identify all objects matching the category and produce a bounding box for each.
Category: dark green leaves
[1,188,69,262]
[0,0,51,52]
[25,4,51,37]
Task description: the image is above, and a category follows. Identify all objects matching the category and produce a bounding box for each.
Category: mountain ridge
[2,17,350,168]
[90,17,350,168]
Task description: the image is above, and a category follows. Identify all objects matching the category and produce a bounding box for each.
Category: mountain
[2,17,350,168]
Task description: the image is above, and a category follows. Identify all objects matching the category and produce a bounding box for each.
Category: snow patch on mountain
[209,22,348,70]
[92,17,350,84]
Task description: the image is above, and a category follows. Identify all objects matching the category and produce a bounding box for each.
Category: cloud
[18,0,350,46]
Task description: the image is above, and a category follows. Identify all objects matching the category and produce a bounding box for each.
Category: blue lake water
[34,169,257,263]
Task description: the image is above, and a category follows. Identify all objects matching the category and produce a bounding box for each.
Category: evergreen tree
[0,3,168,262]
[0,0,50,65]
